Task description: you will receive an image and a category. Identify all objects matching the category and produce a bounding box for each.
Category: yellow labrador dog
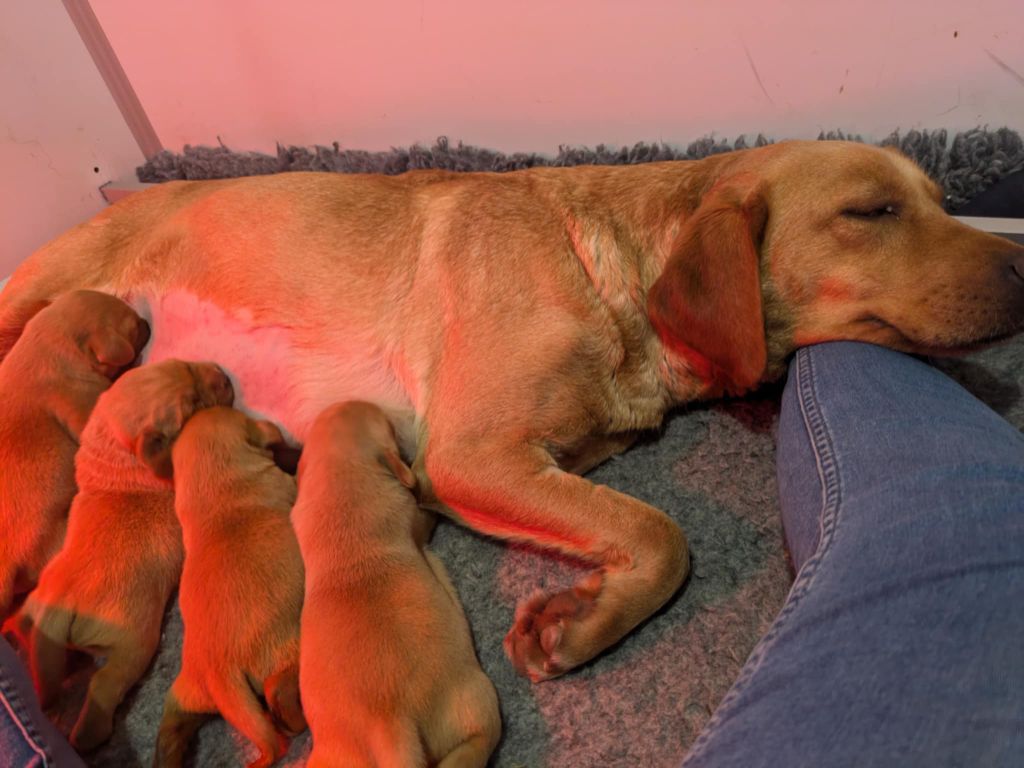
[156,406,303,768]
[295,401,500,768]
[1,141,1022,681]
[0,290,148,619]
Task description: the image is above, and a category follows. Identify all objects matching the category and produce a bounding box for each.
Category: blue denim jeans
[683,341,1024,768]
[0,635,83,768]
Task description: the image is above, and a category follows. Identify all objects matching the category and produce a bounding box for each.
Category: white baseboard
[99,179,155,204]
[955,216,1024,243]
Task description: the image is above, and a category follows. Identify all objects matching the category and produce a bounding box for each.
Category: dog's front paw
[502,571,603,682]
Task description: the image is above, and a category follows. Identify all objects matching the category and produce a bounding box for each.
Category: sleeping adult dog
[2,140,1022,682]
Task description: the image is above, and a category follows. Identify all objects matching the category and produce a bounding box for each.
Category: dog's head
[172,405,290,478]
[95,359,234,479]
[30,290,150,379]
[300,401,416,491]
[648,140,1024,395]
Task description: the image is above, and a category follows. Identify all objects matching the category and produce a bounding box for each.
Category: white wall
[92,0,1024,155]
[0,3,143,277]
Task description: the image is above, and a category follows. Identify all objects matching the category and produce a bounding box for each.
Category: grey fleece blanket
[36,130,1024,766]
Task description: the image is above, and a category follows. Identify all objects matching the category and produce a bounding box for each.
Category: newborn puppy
[0,290,149,619]
[14,359,233,752]
[293,401,500,768]
[155,406,304,768]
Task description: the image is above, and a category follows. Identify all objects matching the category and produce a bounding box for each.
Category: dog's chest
[132,290,412,443]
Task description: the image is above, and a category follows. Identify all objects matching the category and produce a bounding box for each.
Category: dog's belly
[131,290,414,445]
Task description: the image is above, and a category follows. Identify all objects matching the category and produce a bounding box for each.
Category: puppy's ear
[248,419,285,450]
[87,329,137,375]
[381,448,417,491]
[136,428,174,479]
[647,173,768,395]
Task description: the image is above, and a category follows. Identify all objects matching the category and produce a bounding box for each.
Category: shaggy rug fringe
[137,127,1024,208]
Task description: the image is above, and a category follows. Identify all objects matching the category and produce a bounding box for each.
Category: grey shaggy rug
[53,130,1024,767]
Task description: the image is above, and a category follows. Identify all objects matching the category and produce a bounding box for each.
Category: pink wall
[3,1,1022,280]
[0,3,142,277]
[92,0,1024,154]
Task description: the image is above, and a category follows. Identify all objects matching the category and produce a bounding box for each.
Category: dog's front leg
[423,439,689,681]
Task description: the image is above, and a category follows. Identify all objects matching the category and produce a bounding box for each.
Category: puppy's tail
[28,605,72,709]
[209,672,285,768]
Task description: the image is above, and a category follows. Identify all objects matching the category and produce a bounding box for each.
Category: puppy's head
[300,401,416,491]
[30,290,150,379]
[172,406,288,480]
[96,359,234,479]
[648,141,1024,393]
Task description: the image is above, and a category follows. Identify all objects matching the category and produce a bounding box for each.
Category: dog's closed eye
[841,204,900,220]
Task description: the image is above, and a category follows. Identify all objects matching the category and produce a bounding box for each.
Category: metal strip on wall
[62,0,163,159]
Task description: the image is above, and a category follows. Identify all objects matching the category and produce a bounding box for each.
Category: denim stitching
[683,348,845,764]
[0,668,49,767]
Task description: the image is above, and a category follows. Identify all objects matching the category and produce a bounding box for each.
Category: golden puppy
[154,406,304,768]
[294,401,500,768]
[13,359,233,752]
[2,141,1023,680]
[0,290,148,619]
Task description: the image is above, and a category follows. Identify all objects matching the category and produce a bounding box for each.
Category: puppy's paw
[245,733,288,768]
[503,570,603,682]
[70,702,115,752]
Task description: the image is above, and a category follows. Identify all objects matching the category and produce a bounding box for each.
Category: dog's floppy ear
[136,428,174,479]
[134,397,195,479]
[381,448,417,491]
[647,173,768,395]
[249,419,285,450]
[249,419,302,473]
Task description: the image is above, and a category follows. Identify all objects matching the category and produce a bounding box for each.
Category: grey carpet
[137,128,1024,209]
[52,131,1024,767]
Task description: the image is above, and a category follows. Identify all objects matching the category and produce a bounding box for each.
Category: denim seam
[0,665,50,767]
[683,348,845,764]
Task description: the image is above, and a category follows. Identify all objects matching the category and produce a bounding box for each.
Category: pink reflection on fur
[133,290,296,437]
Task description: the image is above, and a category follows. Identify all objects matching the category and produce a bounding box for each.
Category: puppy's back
[295,401,500,765]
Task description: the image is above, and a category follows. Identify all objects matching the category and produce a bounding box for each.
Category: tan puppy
[13,359,234,752]
[294,401,500,768]
[2,142,1023,680]
[0,290,149,619]
[154,406,304,768]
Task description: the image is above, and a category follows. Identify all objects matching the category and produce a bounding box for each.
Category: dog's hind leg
[210,671,286,768]
[369,718,425,768]
[434,673,500,768]
[153,680,213,768]
[71,634,155,751]
[27,605,73,709]
[264,662,306,734]
[436,734,498,768]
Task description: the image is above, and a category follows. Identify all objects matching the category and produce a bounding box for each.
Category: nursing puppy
[0,290,148,619]
[294,401,500,768]
[14,359,233,752]
[154,406,304,768]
